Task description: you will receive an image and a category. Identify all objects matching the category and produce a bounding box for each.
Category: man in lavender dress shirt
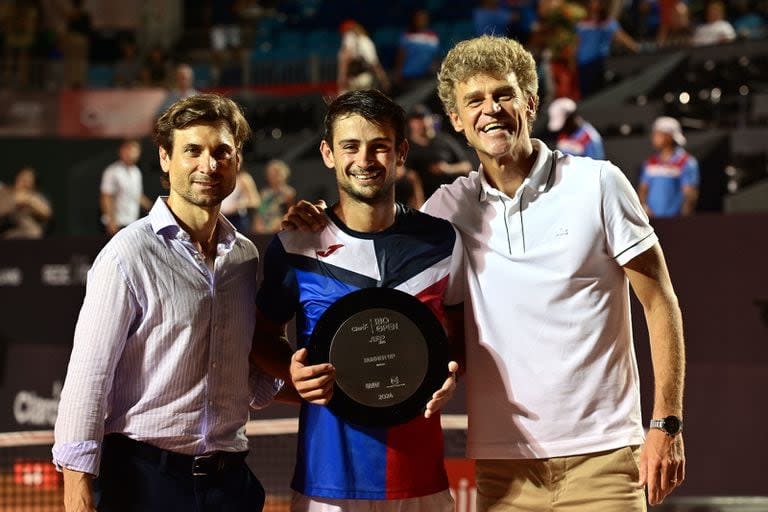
[53,94,282,512]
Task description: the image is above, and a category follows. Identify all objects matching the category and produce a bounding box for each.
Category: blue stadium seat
[87,65,114,88]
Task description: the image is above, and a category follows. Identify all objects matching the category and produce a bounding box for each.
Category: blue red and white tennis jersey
[639,147,700,217]
[556,122,605,160]
[256,204,464,500]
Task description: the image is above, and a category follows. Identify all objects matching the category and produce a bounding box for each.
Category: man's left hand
[639,429,686,506]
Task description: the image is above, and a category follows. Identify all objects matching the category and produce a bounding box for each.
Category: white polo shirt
[100,161,144,228]
[423,140,656,459]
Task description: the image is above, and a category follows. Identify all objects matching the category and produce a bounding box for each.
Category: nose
[482,99,501,115]
[200,153,217,172]
[355,146,376,168]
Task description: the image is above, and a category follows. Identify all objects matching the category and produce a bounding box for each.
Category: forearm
[645,293,686,418]
[100,194,115,224]
[62,467,95,512]
[681,187,698,215]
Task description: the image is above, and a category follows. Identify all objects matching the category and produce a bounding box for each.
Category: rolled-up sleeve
[52,248,137,476]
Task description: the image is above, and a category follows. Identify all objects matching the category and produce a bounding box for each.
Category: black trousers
[94,434,265,512]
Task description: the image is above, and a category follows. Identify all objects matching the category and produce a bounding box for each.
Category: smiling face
[320,114,406,206]
[448,72,535,163]
[160,121,240,214]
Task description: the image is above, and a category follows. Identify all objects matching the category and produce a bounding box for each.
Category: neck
[167,196,220,254]
[478,141,538,198]
[660,146,676,159]
[333,197,396,233]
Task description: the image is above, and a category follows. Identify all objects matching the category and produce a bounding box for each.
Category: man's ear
[448,110,464,133]
[526,95,539,124]
[397,139,409,166]
[159,146,170,173]
[319,140,335,169]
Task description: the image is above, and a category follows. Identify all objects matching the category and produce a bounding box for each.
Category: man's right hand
[281,200,328,232]
[290,348,335,405]
[63,468,96,512]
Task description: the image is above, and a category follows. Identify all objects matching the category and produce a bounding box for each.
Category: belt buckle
[192,453,218,476]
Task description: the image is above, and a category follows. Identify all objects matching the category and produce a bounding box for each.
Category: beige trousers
[476,446,647,512]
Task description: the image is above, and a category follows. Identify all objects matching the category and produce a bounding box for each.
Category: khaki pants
[476,446,646,512]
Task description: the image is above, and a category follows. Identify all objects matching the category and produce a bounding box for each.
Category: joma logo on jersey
[316,244,344,258]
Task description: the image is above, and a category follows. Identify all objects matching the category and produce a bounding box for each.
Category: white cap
[652,116,686,146]
[547,97,577,132]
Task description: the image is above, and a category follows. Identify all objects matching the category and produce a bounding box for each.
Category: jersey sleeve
[682,156,700,187]
[443,225,465,307]
[600,162,658,266]
[255,234,298,324]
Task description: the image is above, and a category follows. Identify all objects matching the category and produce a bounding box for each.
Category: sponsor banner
[0,90,58,136]
[0,344,70,432]
[57,89,167,138]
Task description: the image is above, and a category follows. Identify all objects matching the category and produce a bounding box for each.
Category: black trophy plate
[308,287,450,427]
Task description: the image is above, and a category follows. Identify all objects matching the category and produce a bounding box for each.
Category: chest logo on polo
[316,244,345,258]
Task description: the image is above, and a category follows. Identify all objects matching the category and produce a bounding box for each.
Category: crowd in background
[0,0,766,238]
[0,0,766,92]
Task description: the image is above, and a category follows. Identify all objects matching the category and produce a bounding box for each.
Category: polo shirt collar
[149,197,237,250]
[477,139,556,202]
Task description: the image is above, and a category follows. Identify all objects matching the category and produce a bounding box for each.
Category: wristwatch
[649,415,683,436]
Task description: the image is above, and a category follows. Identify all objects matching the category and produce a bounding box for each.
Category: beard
[338,174,395,205]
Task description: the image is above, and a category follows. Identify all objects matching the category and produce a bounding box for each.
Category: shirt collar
[477,139,557,202]
[148,197,237,250]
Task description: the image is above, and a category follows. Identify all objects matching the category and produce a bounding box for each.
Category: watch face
[664,415,681,434]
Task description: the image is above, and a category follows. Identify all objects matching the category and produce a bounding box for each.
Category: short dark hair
[153,93,251,155]
[323,89,406,147]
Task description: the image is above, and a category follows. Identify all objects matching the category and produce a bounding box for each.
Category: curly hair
[437,35,539,116]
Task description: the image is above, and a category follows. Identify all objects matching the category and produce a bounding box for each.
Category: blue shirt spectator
[638,117,700,218]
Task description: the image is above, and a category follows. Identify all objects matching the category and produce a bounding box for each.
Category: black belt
[103,434,247,477]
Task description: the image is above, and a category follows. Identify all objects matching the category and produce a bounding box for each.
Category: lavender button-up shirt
[53,198,281,476]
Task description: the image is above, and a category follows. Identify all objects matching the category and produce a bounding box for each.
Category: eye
[214,147,233,160]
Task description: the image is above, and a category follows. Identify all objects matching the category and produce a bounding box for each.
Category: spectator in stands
[156,63,201,115]
[405,103,473,198]
[336,19,390,94]
[140,45,171,87]
[100,139,151,236]
[656,1,693,46]
[253,159,296,233]
[473,0,513,36]
[0,166,52,239]
[393,9,441,94]
[547,97,605,159]
[53,93,279,512]
[691,0,736,46]
[220,169,261,233]
[731,0,768,40]
[114,38,143,88]
[209,0,243,53]
[530,0,586,100]
[576,0,639,98]
[1,0,39,88]
[61,0,91,88]
[395,162,426,209]
[638,116,700,218]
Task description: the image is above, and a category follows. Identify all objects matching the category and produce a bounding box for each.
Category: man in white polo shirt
[422,35,686,510]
